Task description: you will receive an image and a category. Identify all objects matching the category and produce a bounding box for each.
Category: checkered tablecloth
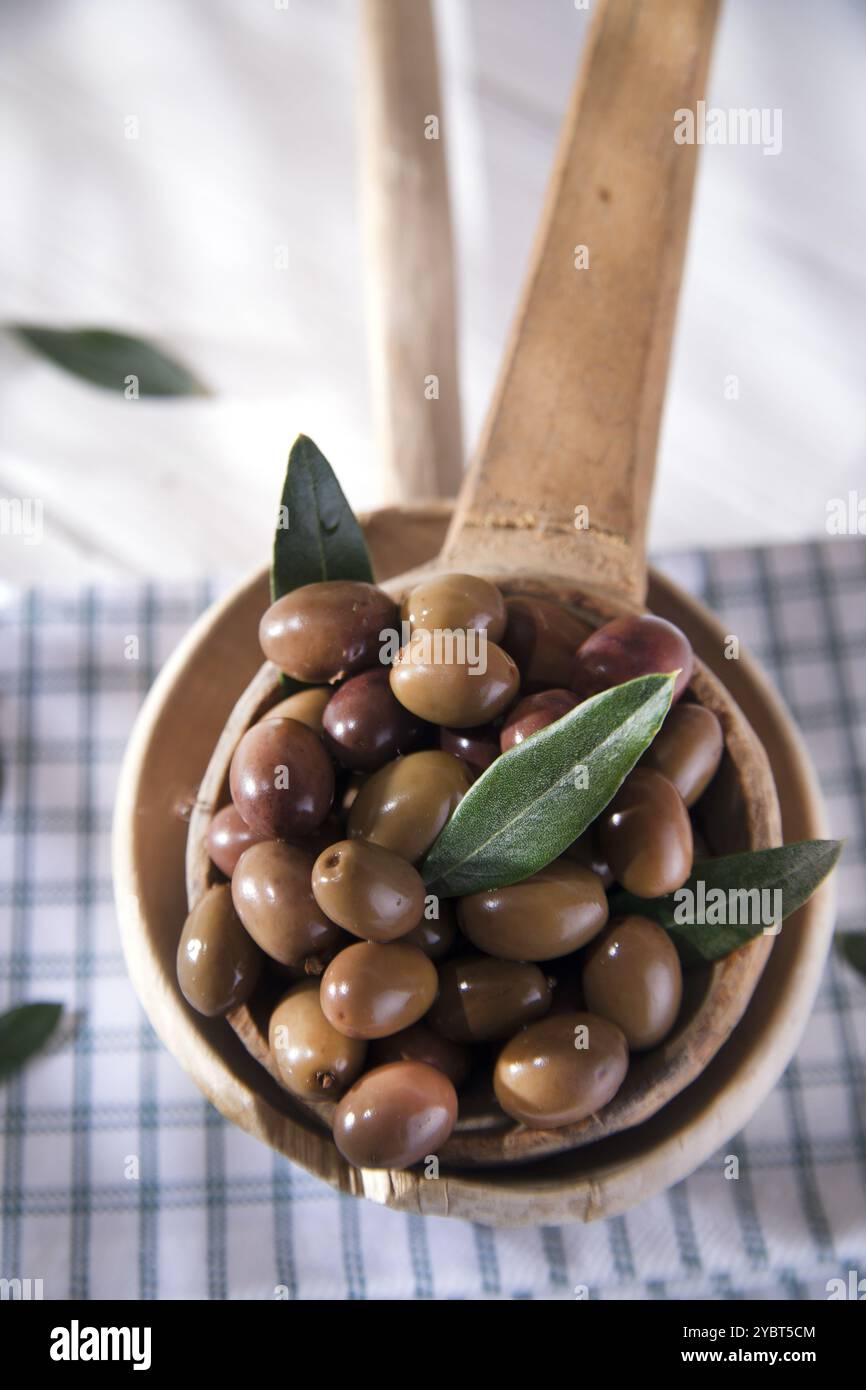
[1,539,864,1301]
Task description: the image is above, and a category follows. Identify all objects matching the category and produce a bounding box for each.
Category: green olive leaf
[421,673,676,898]
[269,435,375,692]
[0,1002,63,1083]
[838,932,866,982]
[11,325,208,397]
[270,434,374,603]
[610,839,842,966]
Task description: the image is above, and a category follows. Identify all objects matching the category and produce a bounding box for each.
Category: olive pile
[178,574,725,1171]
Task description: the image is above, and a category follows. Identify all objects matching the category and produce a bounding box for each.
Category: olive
[401,898,458,959]
[562,827,614,888]
[571,613,693,703]
[502,595,593,690]
[268,980,367,1100]
[259,580,398,684]
[207,804,267,877]
[320,941,438,1039]
[322,667,428,771]
[229,717,334,838]
[311,839,426,943]
[494,1011,628,1128]
[499,688,577,752]
[597,767,693,897]
[401,573,507,642]
[582,916,683,1050]
[177,884,263,1018]
[232,841,345,969]
[347,750,471,863]
[641,701,724,807]
[427,956,551,1043]
[457,861,608,961]
[439,724,500,775]
[333,1061,458,1169]
[390,639,519,727]
[264,686,331,736]
[369,1021,470,1088]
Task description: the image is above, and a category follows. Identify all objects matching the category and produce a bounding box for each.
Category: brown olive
[311,839,426,943]
[369,1021,470,1088]
[582,916,683,1050]
[494,1011,628,1128]
[322,667,428,772]
[177,884,263,1018]
[333,1061,458,1169]
[401,898,458,959]
[232,841,345,969]
[457,861,608,961]
[207,804,267,877]
[269,981,367,1099]
[502,595,593,690]
[401,573,507,643]
[259,581,398,684]
[571,613,693,703]
[439,724,500,775]
[598,767,693,897]
[229,717,334,838]
[320,941,438,1039]
[427,956,551,1043]
[562,827,614,888]
[641,702,724,807]
[390,639,519,727]
[264,686,331,736]
[499,688,577,752]
[347,750,471,863]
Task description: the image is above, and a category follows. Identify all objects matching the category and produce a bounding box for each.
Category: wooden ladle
[187,0,781,1168]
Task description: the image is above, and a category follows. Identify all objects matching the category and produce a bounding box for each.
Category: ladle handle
[441,0,719,604]
[360,0,464,500]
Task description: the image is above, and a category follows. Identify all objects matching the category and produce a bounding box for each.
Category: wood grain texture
[361,0,464,498]
[443,0,719,602]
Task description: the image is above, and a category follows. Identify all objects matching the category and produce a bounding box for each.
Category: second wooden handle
[442,0,719,604]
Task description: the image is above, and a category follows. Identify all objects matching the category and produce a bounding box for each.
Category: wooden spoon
[187,0,782,1168]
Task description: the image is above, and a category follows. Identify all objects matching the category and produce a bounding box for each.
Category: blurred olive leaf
[11,325,208,397]
[610,840,842,966]
[838,932,866,982]
[0,1002,63,1083]
[421,673,676,898]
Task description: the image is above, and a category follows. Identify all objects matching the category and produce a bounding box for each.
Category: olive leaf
[270,434,374,603]
[0,1002,63,1083]
[838,932,866,982]
[610,840,843,966]
[421,673,676,898]
[10,325,208,397]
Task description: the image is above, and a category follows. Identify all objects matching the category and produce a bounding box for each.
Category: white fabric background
[0,0,864,584]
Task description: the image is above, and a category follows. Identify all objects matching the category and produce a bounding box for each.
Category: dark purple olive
[229,717,334,838]
[499,688,578,752]
[571,614,693,704]
[322,667,428,772]
[439,724,500,775]
[207,804,268,877]
[502,596,593,690]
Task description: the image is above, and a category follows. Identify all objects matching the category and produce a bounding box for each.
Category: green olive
[177,884,263,1018]
[457,861,608,961]
[401,573,507,642]
[389,640,519,728]
[347,750,471,863]
[494,1011,628,1128]
[311,839,426,943]
[269,980,367,1099]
